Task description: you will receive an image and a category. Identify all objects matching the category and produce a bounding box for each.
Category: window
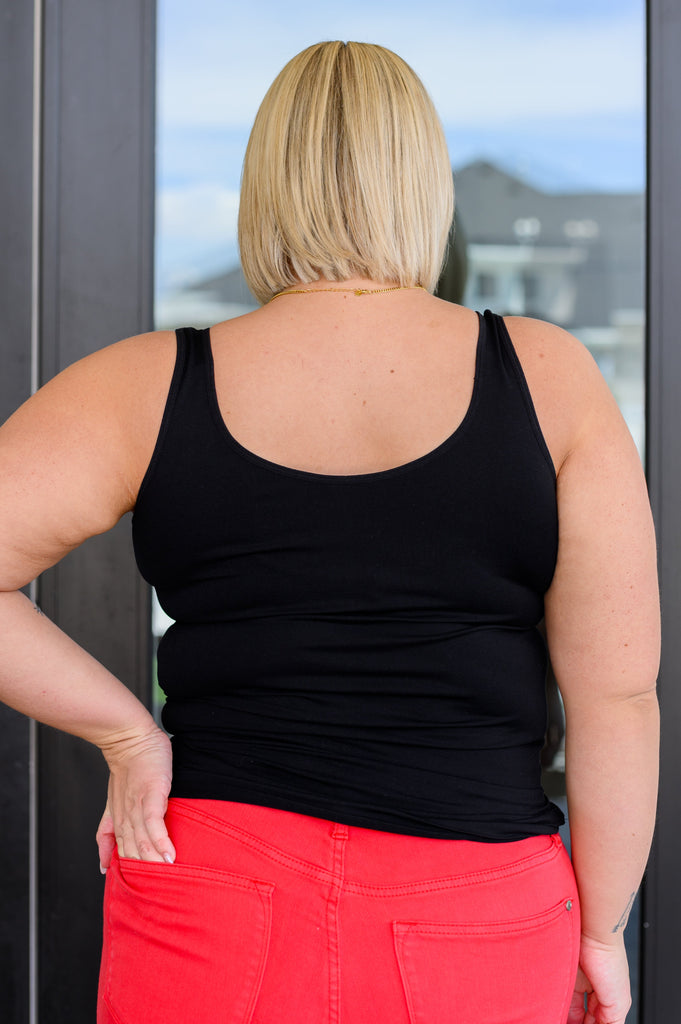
[155,7,646,1016]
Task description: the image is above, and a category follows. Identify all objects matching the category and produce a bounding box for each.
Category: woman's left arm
[537,329,660,1024]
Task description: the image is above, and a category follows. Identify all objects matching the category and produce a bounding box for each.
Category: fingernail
[163,853,174,864]
[100,864,107,875]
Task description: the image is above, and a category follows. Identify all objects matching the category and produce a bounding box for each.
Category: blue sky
[156,0,645,290]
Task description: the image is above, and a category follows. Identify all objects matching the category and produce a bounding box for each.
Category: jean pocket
[101,853,273,1024]
[393,898,577,1024]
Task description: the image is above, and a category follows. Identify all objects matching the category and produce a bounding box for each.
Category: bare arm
[549,426,659,945]
[531,325,660,1023]
[0,331,177,865]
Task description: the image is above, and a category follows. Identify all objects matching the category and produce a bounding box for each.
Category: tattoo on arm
[612,892,636,933]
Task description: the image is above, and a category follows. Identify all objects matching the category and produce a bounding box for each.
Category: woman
[0,41,659,1024]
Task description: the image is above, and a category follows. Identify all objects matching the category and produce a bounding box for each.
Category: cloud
[157,183,240,242]
[416,20,643,125]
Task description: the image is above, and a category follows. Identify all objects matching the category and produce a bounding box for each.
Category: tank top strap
[166,325,215,423]
[134,326,213,509]
[176,325,212,384]
[477,309,556,479]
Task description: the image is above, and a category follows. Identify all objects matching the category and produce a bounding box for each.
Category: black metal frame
[0,5,34,1021]
[1,1,680,1020]
[1,2,155,1021]
[641,1,681,1020]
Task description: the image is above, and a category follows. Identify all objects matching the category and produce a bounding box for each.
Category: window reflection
[453,160,645,452]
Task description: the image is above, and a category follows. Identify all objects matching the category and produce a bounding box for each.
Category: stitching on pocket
[103,852,274,1024]
[393,898,577,1024]
[394,896,572,938]
[115,854,274,905]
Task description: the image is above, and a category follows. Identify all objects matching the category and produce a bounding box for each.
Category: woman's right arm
[0,331,177,867]
[520,322,661,1024]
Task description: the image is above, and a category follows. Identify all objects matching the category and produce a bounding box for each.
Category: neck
[269,277,426,301]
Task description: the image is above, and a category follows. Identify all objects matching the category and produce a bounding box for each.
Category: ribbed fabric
[132,310,564,840]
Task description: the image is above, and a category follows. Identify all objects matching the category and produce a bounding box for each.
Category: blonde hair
[238,41,454,305]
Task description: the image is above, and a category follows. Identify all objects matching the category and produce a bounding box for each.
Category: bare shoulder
[503,313,592,361]
[3,329,177,461]
[37,329,177,405]
[0,330,177,589]
[502,315,625,472]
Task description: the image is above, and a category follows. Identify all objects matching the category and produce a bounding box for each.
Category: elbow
[621,684,659,706]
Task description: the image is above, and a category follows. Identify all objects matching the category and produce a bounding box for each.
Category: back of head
[238,41,455,304]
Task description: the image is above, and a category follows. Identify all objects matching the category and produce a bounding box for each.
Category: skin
[0,276,659,1024]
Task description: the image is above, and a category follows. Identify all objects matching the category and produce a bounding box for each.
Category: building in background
[157,159,644,450]
[456,160,644,449]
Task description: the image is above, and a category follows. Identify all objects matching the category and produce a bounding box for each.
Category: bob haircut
[238,41,455,305]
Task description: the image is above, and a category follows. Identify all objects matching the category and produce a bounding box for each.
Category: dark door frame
[1,2,155,1021]
[641,1,681,1020]
[1,1,680,1021]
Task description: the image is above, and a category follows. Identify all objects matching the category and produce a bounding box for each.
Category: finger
[114,819,141,861]
[95,808,116,872]
[97,829,116,872]
[113,793,160,861]
[565,988,586,1024]
[133,789,175,863]
[141,810,176,863]
[112,805,161,861]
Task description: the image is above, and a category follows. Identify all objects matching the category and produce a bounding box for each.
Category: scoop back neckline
[202,312,484,484]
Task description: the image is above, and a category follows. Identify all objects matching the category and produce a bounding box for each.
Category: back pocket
[102,854,273,1024]
[393,898,577,1024]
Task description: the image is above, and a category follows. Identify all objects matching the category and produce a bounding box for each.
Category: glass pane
[154,4,646,1019]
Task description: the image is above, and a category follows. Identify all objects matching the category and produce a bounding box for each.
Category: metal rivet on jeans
[566,899,573,911]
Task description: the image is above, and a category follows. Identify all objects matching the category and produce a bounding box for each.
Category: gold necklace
[269,284,426,301]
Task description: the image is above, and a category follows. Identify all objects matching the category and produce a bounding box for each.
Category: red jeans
[98,799,579,1024]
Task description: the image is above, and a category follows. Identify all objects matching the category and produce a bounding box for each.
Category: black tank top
[132,310,564,840]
